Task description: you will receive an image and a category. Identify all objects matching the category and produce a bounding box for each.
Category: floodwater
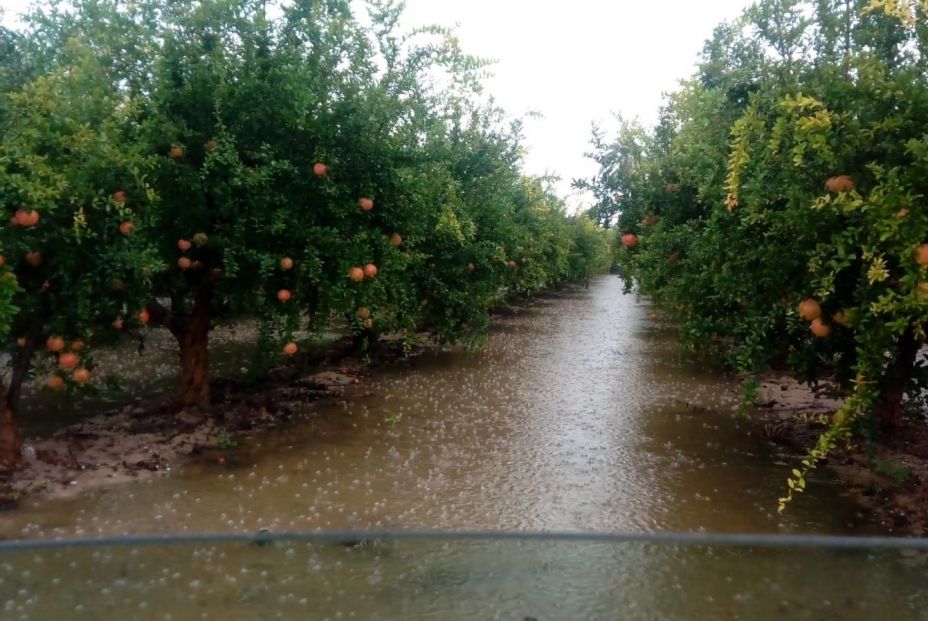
[2,276,926,619]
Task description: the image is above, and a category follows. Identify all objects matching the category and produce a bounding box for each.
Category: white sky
[1,0,755,210]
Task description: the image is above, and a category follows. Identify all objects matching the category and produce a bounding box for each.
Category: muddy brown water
[2,276,927,619]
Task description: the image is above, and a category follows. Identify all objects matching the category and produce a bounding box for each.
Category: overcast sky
[1,0,755,209]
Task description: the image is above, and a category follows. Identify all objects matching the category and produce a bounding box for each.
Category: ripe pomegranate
[193,232,208,247]
[389,234,403,247]
[16,337,25,348]
[362,318,373,330]
[349,267,365,282]
[621,233,638,249]
[119,220,134,236]
[169,145,185,160]
[798,298,822,321]
[313,162,328,178]
[47,336,65,352]
[59,352,79,370]
[280,257,294,271]
[178,257,192,270]
[14,209,39,227]
[25,251,42,267]
[71,340,85,352]
[112,191,128,203]
[359,197,374,212]
[277,289,292,302]
[356,307,371,320]
[810,318,831,338]
[825,175,855,193]
[363,264,378,278]
[507,260,517,269]
[72,368,91,384]
[138,308,150,324]
[47,375,65,391]
[177,239,192,252]
[916,244,928,267]
[282,342,298,356]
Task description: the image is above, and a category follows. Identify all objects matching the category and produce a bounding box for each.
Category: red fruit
[25,251,42,267]
[112,191,128,203]
[313,162,328,178]
[798,298,822,321]
[14,209,39,227]
[363,263,378,278]
[177,239,192,252]
[916,244,928,267]
[282,342,298,356]
[359,197,374,212]
[349,267,365,282]
[178,257,192,270]
[58,352,79,370]
[46,375,65,391]
[138,309,150,324]
[119,220,134,236]
[810,318,831,338]
[169,145,185,160]
[389,234,403,247]
[621,233,638,249]
[277,289,292,302]
[46,336,65,352]
[356,307,371,320]
[72,368,91,384]
[825,175,855,193]
[280,257,294,271]
[507,260,517,269]
[71,340,85,352]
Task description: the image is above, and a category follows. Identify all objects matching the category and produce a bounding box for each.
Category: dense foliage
[582,0,928,507]
[0,0,610,467]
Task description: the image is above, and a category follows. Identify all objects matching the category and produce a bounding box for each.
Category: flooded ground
[3,276,924,619]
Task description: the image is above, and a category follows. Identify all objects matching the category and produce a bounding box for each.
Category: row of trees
[581,0,928,505]
[0,0,610,467]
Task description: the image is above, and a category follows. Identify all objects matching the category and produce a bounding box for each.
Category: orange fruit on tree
[507,260,516,269]
[70,339,85,352]
[810,318,831,338]
[280,257,294,271]
[277,289,292,302]
[825,175,855,193]
[467,262,476,273]
[282,342,298,356]
[72,368,91,384]
[178,256,192,270]
[14,208,39,227]
[138,308,150,324]
[356,307,371,320]
[916,244,928,267]
[46,336,65,352]
[359,197,374,212]
[25,251,42,267]
[16,337,25,348]
[204,139,217,152]
[389,234,403,247]
[59,352,79,370]
[349,267,365,282]
[363,263,378,278]
[313,162,327,178]
[46,375,65,391]
[177,239,192,252]
[621,233,638,248]
[169,145,185,160]
[798,298,822,321]
[362,318,373,330]
[119,220,134,236]
[112,190,128,203]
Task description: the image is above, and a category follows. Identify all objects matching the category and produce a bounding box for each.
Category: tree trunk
[0,400,22,470]
[174,284,213,409]
[0,322,43,470]
[875,327,920,431]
